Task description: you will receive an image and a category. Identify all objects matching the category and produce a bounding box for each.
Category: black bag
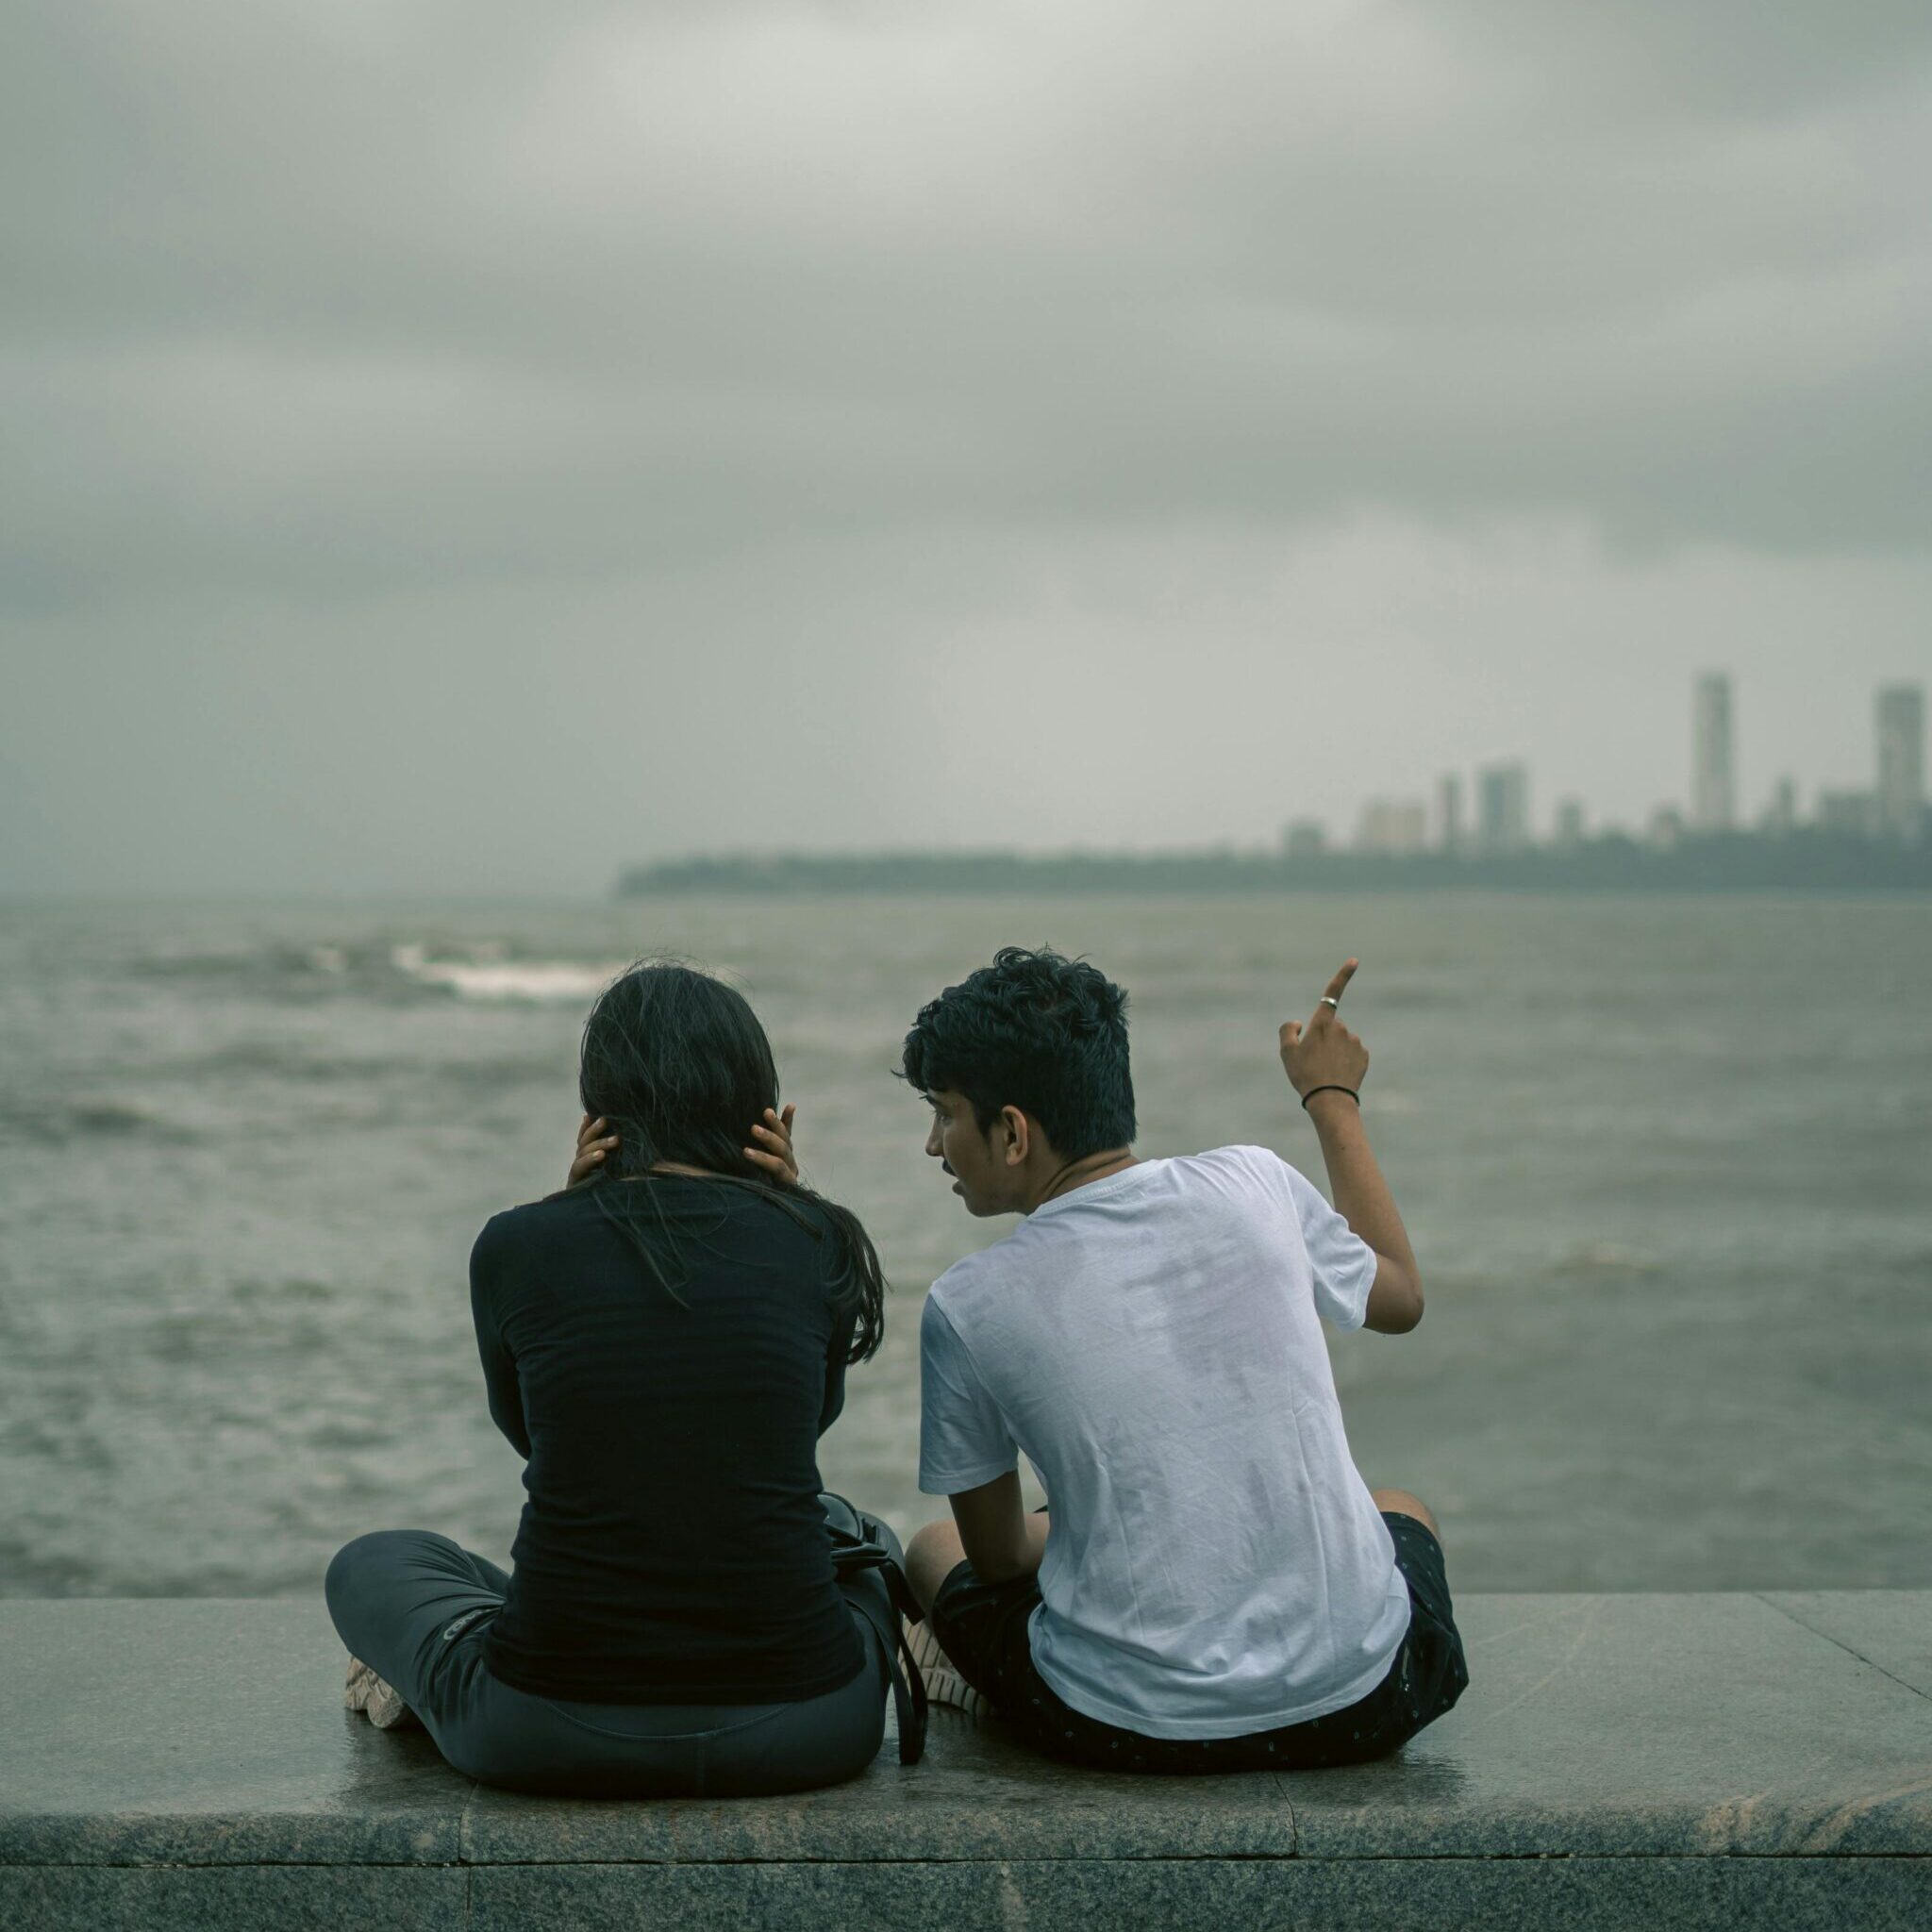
[821,1492,928,1765]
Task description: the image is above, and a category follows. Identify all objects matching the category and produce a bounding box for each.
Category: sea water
[1,892,1927,1596]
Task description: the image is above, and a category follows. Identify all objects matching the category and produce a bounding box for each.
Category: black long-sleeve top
[469,1177,863,1704]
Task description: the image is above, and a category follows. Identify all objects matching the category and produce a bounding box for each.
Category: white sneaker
[343,1656,423,1730]
[903,1619,991,1720]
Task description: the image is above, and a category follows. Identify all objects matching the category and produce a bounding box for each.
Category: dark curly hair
[900,947,1135,1161]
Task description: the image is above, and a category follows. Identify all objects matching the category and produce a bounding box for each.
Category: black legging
[325,1529,887,1797]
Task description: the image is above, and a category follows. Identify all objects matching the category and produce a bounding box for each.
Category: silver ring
[1319,995,1341,1009]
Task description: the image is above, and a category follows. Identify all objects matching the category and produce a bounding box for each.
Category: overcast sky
[4,1,1929,894]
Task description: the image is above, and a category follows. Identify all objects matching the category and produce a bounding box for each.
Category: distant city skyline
[1320,675,1926,859]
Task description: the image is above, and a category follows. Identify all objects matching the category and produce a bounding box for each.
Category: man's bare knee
[1371,1488,1440,1539]
[907,1518,965,1614]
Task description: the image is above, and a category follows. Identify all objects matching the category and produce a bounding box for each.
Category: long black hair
[576,958,885,1362]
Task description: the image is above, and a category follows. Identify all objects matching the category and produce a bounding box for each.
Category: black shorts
[926,1511,1468,1773]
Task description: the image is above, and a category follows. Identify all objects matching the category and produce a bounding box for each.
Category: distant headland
[618,833,1932,897]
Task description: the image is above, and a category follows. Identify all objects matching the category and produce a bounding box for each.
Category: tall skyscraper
[1692,673,1735,832]
[1476,762,1529,853]
[1876,685,1924,841]
[1436,773,1464,854]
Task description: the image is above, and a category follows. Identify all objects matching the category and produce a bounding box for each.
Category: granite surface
[0,1866,463,1932]
[4,1862,1926,1932]
[459,1704,1295,1865]
[3,1593,1927,1929]
[0,1600,461,1867]
[1281,1591,1932,1858]
[466,1859,1932,1932]
[1763,1589,1932,1699]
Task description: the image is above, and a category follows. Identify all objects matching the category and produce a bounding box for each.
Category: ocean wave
[159,1041,391,1083]
[124,939,450,1012]
[125,935,625,1008]
[131,941,363,984]
[0,1098,200,1147]
[146,1039,562,1090]
[1550,1241,1659,1277]
[391,944,622,1004]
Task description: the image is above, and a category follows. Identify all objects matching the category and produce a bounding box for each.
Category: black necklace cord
[1040,1148,1135,1205]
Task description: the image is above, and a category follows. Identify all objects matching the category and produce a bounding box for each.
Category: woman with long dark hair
[324,960,903,1796]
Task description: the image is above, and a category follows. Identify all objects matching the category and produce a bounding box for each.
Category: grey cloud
[1451,4,1932,114]
[6,1,1929,619]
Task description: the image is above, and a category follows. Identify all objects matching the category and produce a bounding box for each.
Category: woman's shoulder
[770,1184,842,1236]
[471,1189,594,1271]
[718,1181,846,1257]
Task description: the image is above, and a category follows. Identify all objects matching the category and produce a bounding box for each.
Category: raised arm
[1279,958,1424,1334]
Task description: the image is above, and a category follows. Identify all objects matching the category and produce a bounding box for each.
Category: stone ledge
[2,1594,1927,1928]
[4,1859,1928,1932]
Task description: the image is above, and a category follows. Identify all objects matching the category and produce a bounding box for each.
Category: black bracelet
[1301,1084,1360,1110]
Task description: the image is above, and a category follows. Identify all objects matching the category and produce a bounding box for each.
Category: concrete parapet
[3,1593,1927,1929]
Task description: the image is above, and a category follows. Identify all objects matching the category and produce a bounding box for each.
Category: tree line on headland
[618,833,1932,897]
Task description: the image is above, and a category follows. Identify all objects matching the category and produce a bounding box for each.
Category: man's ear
[999,1105,1030,1168]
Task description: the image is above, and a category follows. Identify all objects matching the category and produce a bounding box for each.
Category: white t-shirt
[919,1144,1410,1740]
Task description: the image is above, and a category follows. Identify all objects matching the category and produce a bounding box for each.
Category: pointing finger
[1316,958,1359,1015]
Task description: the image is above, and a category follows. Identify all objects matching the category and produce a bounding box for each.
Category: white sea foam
[391,944,619,1004]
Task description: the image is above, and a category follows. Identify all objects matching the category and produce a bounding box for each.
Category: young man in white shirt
[902,947,1467,1770]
